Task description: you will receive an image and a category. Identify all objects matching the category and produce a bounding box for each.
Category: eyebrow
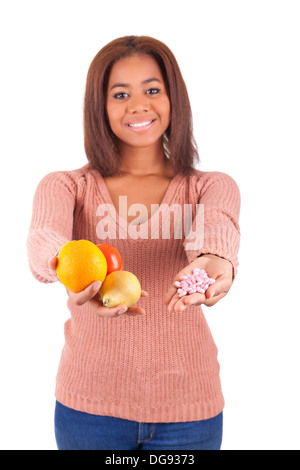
[110,77,162,91]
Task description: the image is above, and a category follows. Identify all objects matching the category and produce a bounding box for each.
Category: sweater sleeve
[184,172,241,278]
[27,171,78,283]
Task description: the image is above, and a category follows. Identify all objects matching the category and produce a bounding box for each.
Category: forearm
[27,228,69,283]
[27,171,76,283]
[184,172,241,278]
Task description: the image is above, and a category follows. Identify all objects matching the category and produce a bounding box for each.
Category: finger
[166,291,180,313]
[118,292,148,316]
[172,298,188,314]
[164,285,178,306]
[170,296,193,314]
[49,256,58,271]
[88,300,129,318]
[171,292,207,313]
[87,292,146,318]
[202,291,227,307]
[182,292,207,307]
[114,292,148,316]
[67,281,102,306]
[183,290,227,308]
[125,306,145,316]
[205,275,230,300]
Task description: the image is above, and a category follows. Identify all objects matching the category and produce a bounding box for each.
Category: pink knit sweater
[27,164,240,422]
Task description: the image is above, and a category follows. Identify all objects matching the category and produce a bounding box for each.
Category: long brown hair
[84,36,199,176]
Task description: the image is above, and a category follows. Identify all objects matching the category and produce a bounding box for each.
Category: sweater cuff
[184,213,240,279]
[27,228,69,283]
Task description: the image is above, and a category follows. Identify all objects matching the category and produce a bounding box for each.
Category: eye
[113,92,129,100]
[146,88,161,95]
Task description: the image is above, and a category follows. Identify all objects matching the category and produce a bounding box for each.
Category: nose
[127,94,150,113]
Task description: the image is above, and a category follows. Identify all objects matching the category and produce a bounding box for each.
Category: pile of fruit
[56,240,141,308]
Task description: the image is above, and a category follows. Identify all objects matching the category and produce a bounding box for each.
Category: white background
[0,0,299,450]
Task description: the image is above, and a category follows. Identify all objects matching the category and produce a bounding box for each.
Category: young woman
[27,36,240,450]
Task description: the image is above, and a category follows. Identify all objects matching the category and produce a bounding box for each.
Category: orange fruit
[56,240,107,293]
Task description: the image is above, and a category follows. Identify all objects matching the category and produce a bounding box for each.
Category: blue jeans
[54,401,223,450]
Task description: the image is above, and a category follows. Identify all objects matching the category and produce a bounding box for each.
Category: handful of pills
[175,268,216,298]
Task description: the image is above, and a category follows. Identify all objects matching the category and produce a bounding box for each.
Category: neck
[117,140,173,177]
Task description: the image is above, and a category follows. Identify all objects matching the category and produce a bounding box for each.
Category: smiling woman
[84,35,199,176]
[106,54,171,153]
[27,34,241,451]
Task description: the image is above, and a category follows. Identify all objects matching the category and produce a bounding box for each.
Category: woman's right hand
[49,255,147,318]
[67,281,147,318]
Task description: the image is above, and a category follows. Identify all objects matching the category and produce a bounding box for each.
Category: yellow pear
[100,270,141,308]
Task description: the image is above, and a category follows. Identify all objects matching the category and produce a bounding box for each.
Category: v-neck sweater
[27,164,240,422]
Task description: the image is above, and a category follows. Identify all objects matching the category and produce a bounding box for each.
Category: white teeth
[128,120,153,128]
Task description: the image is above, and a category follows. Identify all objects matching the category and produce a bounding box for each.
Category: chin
[122,135,162,149]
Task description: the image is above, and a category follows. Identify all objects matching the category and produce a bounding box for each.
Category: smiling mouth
[127,119,156,129]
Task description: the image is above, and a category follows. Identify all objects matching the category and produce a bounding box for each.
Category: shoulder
[38,163,91,182]
[35,163,93,195]
[188,168,239,189]
[187,169,240,199]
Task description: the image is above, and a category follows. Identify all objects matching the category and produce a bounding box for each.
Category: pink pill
[197,287,205,293]
[175,268,215,298]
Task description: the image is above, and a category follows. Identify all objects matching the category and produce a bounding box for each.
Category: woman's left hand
[164,254,234,314]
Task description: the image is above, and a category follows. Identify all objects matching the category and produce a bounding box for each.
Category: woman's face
[106,54,171,150]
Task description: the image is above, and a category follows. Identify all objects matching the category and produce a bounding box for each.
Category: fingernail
[117,308,128,315]
[93,281,101,291]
